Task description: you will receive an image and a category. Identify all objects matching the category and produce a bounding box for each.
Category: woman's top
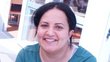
[16,44,96,62]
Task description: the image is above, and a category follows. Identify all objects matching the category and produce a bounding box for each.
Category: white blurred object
[0,39,37,62]
[0,39,21,62]
[0,15,4,32]
[0,54,13,62]
[0,14,13,39]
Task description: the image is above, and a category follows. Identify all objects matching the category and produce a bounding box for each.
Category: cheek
[36,29,44,41]
[59,31,70,41]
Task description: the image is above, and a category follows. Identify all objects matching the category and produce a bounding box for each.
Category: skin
[36,8,74,62]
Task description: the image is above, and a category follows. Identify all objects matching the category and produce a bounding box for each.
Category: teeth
[45,38,55,42]
[43,38,57,45]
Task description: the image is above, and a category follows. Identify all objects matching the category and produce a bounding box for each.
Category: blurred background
[0,0,110,62]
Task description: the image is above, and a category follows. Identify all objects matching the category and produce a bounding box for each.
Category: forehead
[40,8,68,24]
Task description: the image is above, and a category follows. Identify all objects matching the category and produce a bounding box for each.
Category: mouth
[43,37,58,44]
[43,37,57,42]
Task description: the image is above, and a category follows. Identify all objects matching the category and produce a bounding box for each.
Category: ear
[69,30,74,38]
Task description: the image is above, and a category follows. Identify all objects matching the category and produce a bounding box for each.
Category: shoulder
[17,43,40,56]
[16,44,40,62]
[23,43,39,52]
[69,46,96,62]
[76,46,94,57]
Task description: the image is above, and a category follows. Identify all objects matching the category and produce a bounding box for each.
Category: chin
[43,46,58,53]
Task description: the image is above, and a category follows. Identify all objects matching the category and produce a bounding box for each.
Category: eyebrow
[55,23,64,26]
[40,22,48,24]
[40,21,64,26]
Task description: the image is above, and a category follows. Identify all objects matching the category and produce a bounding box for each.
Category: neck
[40,45,73,62]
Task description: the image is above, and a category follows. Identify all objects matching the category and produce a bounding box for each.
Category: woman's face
[37,8,73,53]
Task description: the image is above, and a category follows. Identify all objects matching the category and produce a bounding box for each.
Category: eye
[55,25,64,30]
[40,24,48,28]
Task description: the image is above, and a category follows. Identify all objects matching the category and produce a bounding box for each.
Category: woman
[16,2,96,62]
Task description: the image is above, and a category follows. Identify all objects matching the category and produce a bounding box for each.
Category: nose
[45,27,55,37]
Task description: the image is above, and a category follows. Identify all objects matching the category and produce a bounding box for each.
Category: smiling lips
[43,37,58,44]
